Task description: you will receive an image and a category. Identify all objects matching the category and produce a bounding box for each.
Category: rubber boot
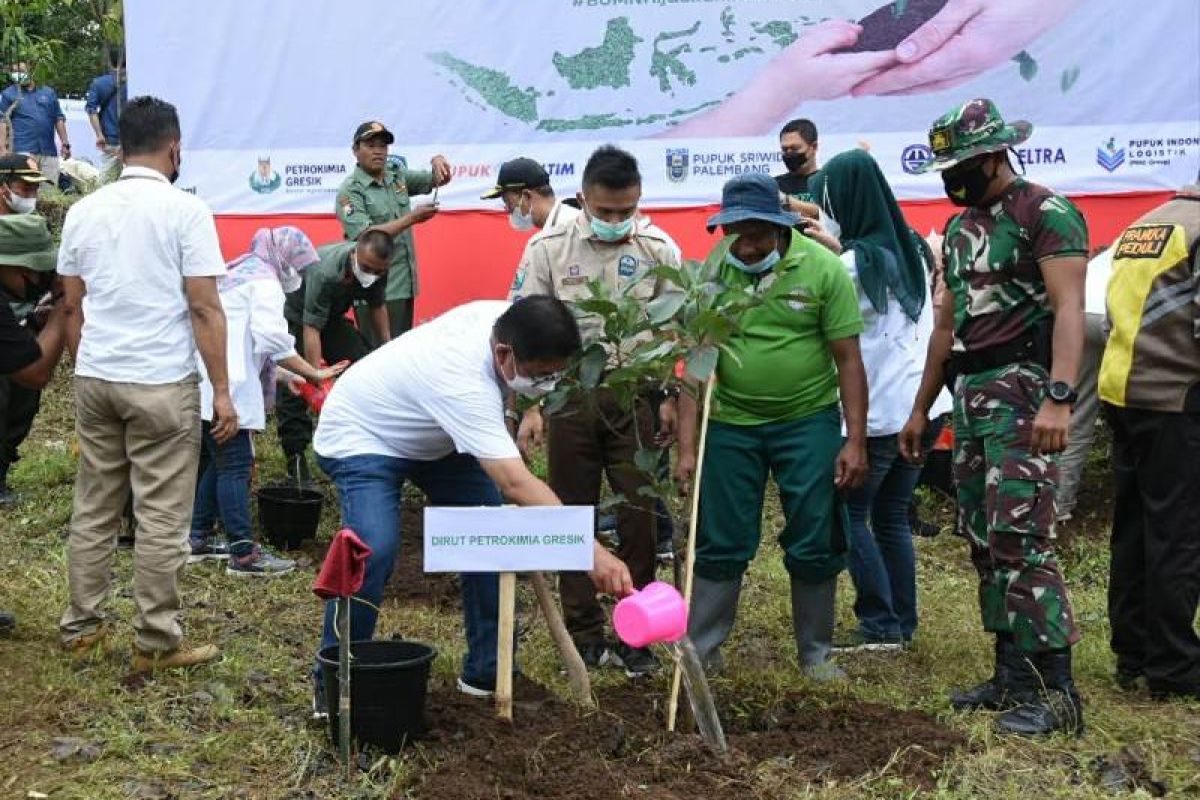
[996,648,1085,736]
[687,576,742,675]
[950,633,1020,711]
[791,577,845,682]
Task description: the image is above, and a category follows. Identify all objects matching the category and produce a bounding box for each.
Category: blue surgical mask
[727,249,781,275]
[585,203,635,242]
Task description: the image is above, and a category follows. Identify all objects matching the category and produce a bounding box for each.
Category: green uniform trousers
[695,406,847,584]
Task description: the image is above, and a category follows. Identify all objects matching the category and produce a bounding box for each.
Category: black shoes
[995,648,1084,736]
[950,634,1020,711]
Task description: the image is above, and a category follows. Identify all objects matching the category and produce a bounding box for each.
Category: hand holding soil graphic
[658,19,896,138]
[660,0,1085,138]
[850,0,1085,96]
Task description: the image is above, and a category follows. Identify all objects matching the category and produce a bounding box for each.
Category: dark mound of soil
[381,504,461,607]
[412,681,966,799]
[838,0,950,53]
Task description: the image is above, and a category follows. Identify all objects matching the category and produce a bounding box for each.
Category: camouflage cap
[913,98,1032,174]
[0,214,56,272]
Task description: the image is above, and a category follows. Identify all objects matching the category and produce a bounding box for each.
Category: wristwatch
[1047,381,1078,405]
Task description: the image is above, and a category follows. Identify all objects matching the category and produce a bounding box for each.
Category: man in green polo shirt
[276,229,394,483]
[676,172,868,681]
[336,121,451,341]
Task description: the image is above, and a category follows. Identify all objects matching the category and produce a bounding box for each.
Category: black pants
[1105,403,1200,694]
[0,376,40,470]
[276,317,373,459]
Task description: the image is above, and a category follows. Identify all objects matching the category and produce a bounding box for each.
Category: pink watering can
[612,581,688,649]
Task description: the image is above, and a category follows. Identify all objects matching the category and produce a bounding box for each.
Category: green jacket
[284,241,386,330]
[335,161,434,301]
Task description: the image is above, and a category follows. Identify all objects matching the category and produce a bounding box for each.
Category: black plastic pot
[255,485,323,550]
[316,639,438,753]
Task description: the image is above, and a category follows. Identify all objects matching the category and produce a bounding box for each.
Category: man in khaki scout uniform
[335,120,451,340]
[509,145,681,677]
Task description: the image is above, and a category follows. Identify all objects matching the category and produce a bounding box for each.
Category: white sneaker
[456,677,493,698]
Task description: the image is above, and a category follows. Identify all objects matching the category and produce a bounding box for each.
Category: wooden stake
[336,597,352,778]
[667,378,715,732]
[530,572,594,708]
[496,571,517,721]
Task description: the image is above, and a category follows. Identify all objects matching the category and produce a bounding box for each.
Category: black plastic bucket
[255,486,323,550]
[316,639,438,753]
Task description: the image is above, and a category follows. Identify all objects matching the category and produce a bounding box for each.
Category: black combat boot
[996,647,1085,736]
[950,633,1021,711]
[0,461,15,506]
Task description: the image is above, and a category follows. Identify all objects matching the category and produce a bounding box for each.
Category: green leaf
[646,291,687,325]
[1013,50,1038,82]
[636,485,662,499]
[1060,67,1080,92]
[699,236,736,281]
[542,387,572,416]
[578,345,607,389]
[686,345,719,381]
[574,297,619,316]
[647,264,684,288]
[630,338,679,365]
[633,448,662,475]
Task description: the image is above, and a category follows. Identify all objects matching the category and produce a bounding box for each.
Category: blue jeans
[845,422,942,640]
[190,424,254,556]
[315,452,504,688]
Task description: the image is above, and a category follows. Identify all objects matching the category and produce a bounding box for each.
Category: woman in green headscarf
[808,149,952,652]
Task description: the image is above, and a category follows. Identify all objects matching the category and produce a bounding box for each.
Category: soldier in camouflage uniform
[899,99,1089,736]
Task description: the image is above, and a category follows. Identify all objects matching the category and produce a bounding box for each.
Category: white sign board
[424,506,594,573]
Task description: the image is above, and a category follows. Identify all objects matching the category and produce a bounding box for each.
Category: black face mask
[942,158,997,207]
[782,151,808,173]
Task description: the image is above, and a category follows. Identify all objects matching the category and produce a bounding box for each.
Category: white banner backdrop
[125,0,1200,213]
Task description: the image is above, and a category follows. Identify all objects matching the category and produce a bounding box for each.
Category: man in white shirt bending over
[57,96,237,673]
[311,295,632,703]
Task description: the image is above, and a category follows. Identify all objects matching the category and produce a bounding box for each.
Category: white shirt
[1084,247,1114,316]
[198,279,297,430]
[57,166,226,383]
[842,250,953,437]
[314,300,521,462]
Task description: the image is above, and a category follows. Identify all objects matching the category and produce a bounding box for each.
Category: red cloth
[313,528,372,600]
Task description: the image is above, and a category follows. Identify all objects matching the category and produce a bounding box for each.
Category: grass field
[0,371,1196,799]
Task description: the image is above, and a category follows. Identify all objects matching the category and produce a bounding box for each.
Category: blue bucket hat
[706,172,801,232]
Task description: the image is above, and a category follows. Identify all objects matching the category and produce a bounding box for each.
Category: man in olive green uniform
[276,230,394,483]
[335,121,451,341]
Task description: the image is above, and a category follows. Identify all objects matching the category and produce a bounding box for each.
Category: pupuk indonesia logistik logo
[249,156,281,193]
[666,148,689,183]
[1097,137,1126,172]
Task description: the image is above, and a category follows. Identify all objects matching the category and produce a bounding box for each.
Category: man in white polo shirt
[57,96,237,672]
[312,296,633,704]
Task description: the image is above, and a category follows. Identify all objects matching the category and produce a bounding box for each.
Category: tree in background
[0,0,123,97]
